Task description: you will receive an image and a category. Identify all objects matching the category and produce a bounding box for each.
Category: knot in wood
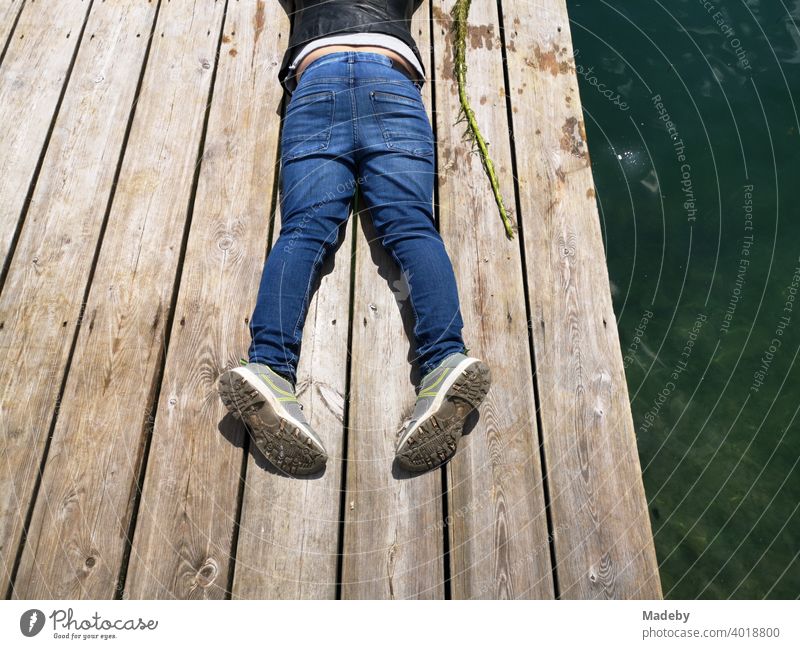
[195,558,218,588]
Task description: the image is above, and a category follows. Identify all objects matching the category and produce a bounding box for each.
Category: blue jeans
[248,51,466,386]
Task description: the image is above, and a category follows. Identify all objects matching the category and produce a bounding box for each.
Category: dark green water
[566,0,799,598]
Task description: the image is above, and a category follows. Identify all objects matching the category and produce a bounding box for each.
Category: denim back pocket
[281,90,335,161]
[369,89,434,158]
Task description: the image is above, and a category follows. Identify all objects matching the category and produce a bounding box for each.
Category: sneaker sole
[395,359,491,473]
[218,368,327,476]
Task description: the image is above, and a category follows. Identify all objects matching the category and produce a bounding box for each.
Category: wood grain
[125,0,294,600]
[0,0,157,597]
[0,0,663,600]
[231,228,353,598]
[11,0,226,599]
[340,4,446,599]
[504,0,662,598]
[0,0,25,53]
[0,0,91,269]
[432,0,553,599]
[231,194,353,599]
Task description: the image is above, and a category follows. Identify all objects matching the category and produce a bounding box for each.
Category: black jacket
[279,0,426,95]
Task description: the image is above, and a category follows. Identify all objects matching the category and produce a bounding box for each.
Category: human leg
[354,70,467,376]
[350,55,491,471]
[220,59,358,474]
[248,74,358,386]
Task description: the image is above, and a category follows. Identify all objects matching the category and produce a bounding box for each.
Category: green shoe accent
[218,361,327,476]
[395,352,491,473]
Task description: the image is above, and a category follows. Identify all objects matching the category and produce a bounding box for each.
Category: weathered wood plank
[0,0,26,55]
[230,1,352,593]
[230,3,353,598]
[431,0,553,600]
[0,0,157,597]
[0,0,91,270]
[11,0,226,599]
[0,0,661,601]
[341,3,445,599]
[124,0,275,601]
[231,194,352,600]
[233,228,353,599]
[126,0,344,601]
[505,0,662,598]
[230,4,351,603]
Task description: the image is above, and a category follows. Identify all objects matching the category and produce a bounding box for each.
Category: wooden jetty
[0,0,661,599]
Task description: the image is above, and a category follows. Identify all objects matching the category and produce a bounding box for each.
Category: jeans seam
[288,223,342,349]
[289,255,321,351]
[385,245,424,368]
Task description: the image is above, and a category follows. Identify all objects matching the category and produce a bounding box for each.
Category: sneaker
[218,359,327,476]
[395,352,491,472]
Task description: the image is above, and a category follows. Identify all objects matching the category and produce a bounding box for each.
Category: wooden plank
[124,0,271,600]
[0,1,26,54]
[0,0,91,270]
[431,0,553,599]
[505,0,662,598]
[0,0,157,597]
[230,2,353,594]
[126,0,345,600]
[341,4,445,599]
[228,0,351,600]
[231,196,352,599]
[11,0,226,599]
